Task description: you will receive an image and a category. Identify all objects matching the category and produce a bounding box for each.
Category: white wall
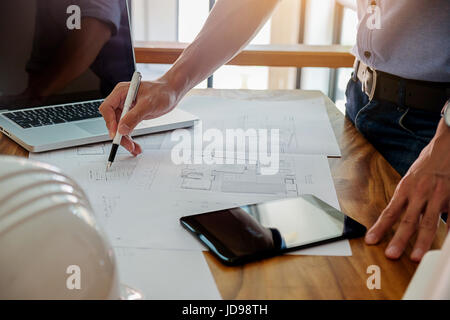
[131,0,178,41]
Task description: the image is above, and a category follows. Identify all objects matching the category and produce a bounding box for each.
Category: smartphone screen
[180,194,366,265]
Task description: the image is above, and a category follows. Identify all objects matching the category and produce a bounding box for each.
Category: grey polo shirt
[354,0,450,82]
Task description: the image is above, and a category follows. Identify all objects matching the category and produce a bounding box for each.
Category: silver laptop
[0,0,197,152]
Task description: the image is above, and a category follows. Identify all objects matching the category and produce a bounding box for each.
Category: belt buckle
[361,66,377,101]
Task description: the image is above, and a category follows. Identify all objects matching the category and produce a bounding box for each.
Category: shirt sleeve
[78,0,122,36]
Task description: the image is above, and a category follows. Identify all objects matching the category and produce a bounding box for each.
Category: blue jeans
[344,78,442,176]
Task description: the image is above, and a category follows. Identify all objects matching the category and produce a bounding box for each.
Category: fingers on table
[384,197,426,260]
[365,192,407,245]
[368,179,448,261]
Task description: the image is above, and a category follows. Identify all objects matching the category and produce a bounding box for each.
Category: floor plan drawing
[179,157,300,197]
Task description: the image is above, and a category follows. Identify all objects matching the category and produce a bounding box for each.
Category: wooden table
[0,89,446,299]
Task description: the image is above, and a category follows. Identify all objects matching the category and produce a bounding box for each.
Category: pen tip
[106,162,112,171]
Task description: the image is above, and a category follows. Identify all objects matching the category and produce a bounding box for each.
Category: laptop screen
[0,0,135,110]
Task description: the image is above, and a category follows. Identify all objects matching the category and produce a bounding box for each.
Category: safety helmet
[0,156,120,299]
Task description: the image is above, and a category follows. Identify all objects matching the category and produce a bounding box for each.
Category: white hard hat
[0,156,120,299]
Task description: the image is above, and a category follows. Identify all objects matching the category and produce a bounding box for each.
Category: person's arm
[99,0,280,155]
[27,17,112,100]
[365,110,450,262]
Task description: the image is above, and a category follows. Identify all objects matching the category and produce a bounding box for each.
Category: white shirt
[353,0,450,82]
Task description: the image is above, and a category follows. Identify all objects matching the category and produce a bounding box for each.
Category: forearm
[162,0,279,98]
[428,118,450,167]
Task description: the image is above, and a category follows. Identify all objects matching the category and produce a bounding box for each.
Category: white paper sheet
[114,247,221,300]
[29,133,167,226]
[161,95,341,157]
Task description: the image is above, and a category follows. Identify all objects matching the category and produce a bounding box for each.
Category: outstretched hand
[365,121,450,261]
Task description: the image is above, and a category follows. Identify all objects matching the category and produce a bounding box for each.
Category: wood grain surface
[0,89,446,299]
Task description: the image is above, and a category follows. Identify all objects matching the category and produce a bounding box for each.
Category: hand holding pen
[106,71,142,171]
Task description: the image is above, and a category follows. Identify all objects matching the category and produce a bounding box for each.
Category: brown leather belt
[353,60,450,113]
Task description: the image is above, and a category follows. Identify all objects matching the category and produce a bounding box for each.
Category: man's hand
[365,119,450,262]
[99,79,180,155]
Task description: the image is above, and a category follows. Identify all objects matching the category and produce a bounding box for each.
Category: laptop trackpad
[75,120,107,135]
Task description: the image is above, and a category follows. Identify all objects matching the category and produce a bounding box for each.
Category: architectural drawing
[179,157,299,196]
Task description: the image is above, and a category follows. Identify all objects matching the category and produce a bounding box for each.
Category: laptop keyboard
[2,101,103,129]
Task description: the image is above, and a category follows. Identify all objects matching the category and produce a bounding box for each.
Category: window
[335,6,358,112]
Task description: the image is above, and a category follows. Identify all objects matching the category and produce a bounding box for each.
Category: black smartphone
[180,194,366,265]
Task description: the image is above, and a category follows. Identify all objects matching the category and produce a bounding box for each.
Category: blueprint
[32,146,350,255]
[179,159,299,196]
[107,151,351,256]
[28,95,349,301]
[29,133,166,226]
[29,96,348,255]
